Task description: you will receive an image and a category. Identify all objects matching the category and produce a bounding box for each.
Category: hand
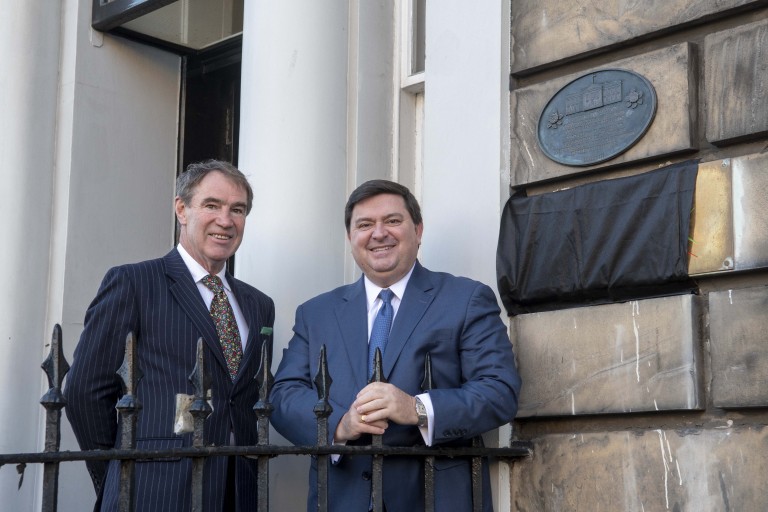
[353,382,419,427]
[334,403,388,443]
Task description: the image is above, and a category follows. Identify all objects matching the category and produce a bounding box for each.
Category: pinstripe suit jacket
[271,261,521,511]
[64,248,274,512]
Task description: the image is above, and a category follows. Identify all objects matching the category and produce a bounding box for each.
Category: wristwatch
[414,397,428,428]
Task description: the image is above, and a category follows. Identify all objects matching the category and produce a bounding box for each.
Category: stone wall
[507,2,768,510]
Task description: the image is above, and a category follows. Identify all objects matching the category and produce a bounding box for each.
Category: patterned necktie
[368,289,394,378]
[202,274,242,380]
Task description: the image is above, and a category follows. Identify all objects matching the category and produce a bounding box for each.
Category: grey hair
[176,159,253,214]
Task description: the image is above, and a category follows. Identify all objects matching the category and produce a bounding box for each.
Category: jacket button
[229,399,235,406]
[362,471,372,481]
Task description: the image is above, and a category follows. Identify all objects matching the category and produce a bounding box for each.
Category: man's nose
[371,222,388,238]
[216,208,236,226]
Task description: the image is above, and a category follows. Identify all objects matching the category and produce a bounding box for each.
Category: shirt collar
[177,243,232,292]
[363,263,415,311]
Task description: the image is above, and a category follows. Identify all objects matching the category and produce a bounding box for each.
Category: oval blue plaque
[537,69,657,167]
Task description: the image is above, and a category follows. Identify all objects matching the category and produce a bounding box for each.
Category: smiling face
[175,170,249,274]
[348,193,423,288]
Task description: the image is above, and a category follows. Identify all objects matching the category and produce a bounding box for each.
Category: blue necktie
[368,289,394,378]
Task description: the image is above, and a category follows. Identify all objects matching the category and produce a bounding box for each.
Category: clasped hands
[334,382,419,443]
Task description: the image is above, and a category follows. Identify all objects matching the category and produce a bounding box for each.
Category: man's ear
[174,197,187,226]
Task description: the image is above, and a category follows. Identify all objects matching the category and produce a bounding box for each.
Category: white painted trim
[399,0,426,88]
[402,71,425,93]
[391,0,404,184]
[345,0,361,284]
[413,91,425,202]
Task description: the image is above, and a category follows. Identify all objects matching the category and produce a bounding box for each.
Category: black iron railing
[0,325,532,511]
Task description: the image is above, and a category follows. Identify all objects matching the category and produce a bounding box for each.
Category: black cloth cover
[497,160,699,316]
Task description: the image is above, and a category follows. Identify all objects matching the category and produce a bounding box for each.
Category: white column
[0,2,63,509]
[421,1,510,291]
[238,2,351,510]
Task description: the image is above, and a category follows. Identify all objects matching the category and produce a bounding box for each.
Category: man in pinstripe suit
[65,160,275,511]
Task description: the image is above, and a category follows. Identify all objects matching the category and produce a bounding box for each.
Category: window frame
[92,0,178,32]
[400,0,425,93]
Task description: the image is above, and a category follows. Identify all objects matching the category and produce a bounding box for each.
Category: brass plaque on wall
[688,159,734,275]
[537,69,657,166]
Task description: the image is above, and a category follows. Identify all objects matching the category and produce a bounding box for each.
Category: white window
[397,0,426,197]
[403,0,426,84]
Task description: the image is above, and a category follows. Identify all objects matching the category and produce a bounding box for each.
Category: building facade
[508,1,768,510]
[1,1,767,510]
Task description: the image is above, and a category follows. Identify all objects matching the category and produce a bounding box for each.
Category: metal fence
[0,325,532,512]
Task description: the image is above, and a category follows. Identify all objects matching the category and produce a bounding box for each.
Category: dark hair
[344,179,422,232]
[176,159,253,214]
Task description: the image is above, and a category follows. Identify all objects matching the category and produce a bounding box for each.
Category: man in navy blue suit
[65,160,274,511]
[271,180,521,511]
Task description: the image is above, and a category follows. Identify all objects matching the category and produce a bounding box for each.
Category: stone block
[511,427,768,511]
[513,295,701,417]
[709,286,768,408]
[511,0,759,75]
[511,43,696,185]
[705,19,768,145]
[732,153,768,271]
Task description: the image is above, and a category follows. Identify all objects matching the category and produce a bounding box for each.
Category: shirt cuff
[331,440,346,464]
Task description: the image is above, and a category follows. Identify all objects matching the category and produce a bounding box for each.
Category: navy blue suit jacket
[64,248,275,511]
[270,262,521,511]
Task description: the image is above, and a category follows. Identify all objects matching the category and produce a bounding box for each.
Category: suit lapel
[335,278,369,390]
[384,262,436,379]
[229,276,264,385]
[164,249,230,378]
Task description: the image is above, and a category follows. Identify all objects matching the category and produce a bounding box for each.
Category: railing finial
[41,324,70,406]
[369,347,387,384]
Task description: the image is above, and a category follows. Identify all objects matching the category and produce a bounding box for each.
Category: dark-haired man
[65,160,274,511]
[271,179,521,511]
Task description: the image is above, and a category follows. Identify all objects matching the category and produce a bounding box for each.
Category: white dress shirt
[177,243,249,349]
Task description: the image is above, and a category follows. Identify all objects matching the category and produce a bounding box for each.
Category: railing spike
[41,324,69,398]
[313,345,333,407]
[115,331,142,512]
[369,347,387,384]
[421,352,433,392]
[188,338,212,512]
[16,463,26,490]
[313,345,333,512]
[420,352,435,512]
[116,331,143,399]
[369,347,386,511]
[40,324,70,511]
[254,328,274,512]
[255,332,275,410]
